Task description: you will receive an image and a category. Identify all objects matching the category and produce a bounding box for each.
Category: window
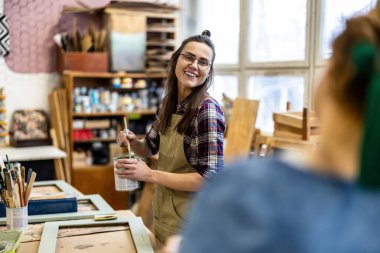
[180,0,374,132]
[209,75,239,105]
[248,74,305,132]
[192,0,240,65]
[248,0,307,63]
[319,0,377,60]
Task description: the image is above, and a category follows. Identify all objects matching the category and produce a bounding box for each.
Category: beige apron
[152,114,196,245]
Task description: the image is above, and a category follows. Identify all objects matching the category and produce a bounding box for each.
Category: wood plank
[275,123,320,135]
[57,89,72,183]
[225,98,260,161]
[63,71,167,79]
[49,93,66,181]
[302,107,310,141]
[273,111,319,129]
[73,110,156,117]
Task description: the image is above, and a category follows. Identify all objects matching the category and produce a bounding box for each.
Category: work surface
[0,146,66,161]
[0,210,148,253]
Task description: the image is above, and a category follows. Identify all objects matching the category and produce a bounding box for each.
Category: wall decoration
[0,0,10,56]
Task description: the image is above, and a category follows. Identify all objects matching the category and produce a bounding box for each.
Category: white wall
[0,57,60,127]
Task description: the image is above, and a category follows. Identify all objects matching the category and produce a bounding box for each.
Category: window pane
[208,75,239,105]
[248,0,307,63]
[248,75,305,132]
[320,0,376,59]
[197,0,240,64]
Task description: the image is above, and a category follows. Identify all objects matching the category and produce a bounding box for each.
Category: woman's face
[175,41,213,96]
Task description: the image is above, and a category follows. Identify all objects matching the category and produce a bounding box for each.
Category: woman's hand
[116,130,137,148]
[114,158,152,182]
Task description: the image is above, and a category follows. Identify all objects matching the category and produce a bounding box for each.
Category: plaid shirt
[145,95,226,179]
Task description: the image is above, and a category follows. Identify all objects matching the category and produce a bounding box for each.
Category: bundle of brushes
[0,155,36,208]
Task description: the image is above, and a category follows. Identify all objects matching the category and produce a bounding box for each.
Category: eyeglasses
[179,53,212,70]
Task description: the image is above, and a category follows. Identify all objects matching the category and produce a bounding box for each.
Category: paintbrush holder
[6,206,28,231]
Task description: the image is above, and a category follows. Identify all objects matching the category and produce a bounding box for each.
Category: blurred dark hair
[329,6,380,119]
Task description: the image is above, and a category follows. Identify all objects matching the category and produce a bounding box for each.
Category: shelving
[146,15,178,73]
[104,8,178,73]
[72,109,156,117]
[62,71,165,209]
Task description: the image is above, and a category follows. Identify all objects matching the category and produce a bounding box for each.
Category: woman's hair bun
[201,30,211,37]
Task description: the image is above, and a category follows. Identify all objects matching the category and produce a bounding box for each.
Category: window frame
[179,0,374,128]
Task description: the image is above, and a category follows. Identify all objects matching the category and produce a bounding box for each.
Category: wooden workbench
[0,210,158,253]
[0,146,66,161]
[0,181,158,252]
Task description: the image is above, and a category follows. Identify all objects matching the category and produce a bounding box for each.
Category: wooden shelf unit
[104,7,179,73]
[62,71,165,210]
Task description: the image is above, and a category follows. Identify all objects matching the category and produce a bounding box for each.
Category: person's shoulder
[197,96,224,120]
[202,159,281,192]
[207,158,317,197]
[198,95,223,110]
[215,159,289,184]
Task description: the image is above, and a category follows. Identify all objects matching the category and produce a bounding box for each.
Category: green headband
[353,42,380,189]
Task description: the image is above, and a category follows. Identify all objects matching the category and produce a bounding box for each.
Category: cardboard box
[56,47,109,72]
[105,12,146,72]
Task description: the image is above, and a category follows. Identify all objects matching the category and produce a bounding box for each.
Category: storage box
[105,11,146,72]
[56,47,109,72]
[0,197,78,217]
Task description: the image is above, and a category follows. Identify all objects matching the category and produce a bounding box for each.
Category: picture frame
[0,194,115,225]
[33,180,84,197]
[38,217,154,253]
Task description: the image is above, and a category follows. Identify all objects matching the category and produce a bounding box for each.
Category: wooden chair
[224,98,260,161]
[272,107,320,153]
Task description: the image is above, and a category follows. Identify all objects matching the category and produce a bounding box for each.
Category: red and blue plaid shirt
[145,95,226,179]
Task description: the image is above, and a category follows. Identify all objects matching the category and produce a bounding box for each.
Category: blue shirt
[180,159,380,253]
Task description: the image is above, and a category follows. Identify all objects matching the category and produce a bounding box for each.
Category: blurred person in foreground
[161,3,380,253]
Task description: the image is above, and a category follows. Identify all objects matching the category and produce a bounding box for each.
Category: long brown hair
[157,30,216,134]
[329,7,380,119]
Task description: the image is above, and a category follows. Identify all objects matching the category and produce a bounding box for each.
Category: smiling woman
[115,30,226,245]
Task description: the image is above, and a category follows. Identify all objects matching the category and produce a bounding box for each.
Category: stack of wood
[273,108,320,141]
[49,89,71,183]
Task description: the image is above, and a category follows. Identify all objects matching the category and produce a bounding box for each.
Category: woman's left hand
[114,158,152,182]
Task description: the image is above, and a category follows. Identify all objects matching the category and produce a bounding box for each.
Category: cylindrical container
[6,206,28,231]
[114,155,140,191]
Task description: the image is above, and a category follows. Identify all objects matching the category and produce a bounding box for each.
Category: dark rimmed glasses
[179,53,212,70]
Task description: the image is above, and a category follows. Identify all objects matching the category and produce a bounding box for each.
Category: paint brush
[123,117,132,159]
[25,171,37,203]
[5,155,10,170]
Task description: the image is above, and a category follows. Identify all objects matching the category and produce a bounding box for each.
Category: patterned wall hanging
[0,0,10,56]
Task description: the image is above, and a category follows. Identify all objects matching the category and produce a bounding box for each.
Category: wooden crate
[56,48,109,72]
